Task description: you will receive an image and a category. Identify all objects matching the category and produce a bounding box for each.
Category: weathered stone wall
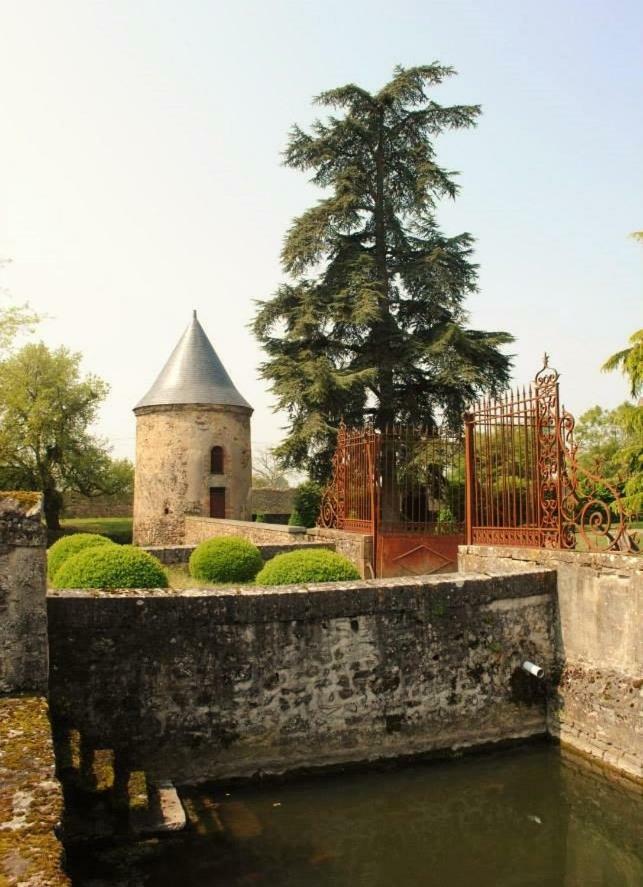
[143,540,334,565]
[0,696,69,886]
[184,516,311,546]
[133,404,252,546]
[250,487,295,518]
[47,570,556,784]
[458,545,642,783]
[63,490,133,519]
[0,493,48,695]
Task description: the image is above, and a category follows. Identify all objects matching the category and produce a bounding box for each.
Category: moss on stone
[0,490,41,511]
[0,696,70,886]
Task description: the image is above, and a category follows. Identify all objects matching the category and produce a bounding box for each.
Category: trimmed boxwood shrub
[52,545,168,589]
[189,537,263,583]
[256,549,360,585]
[47,533,114,580]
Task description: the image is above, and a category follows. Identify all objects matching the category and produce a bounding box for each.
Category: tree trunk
[373,107,398,523]
[43,487,63,530]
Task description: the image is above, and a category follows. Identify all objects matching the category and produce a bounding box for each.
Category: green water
[67,744,642,886]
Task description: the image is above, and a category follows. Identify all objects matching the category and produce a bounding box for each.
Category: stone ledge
[459,544,642,574]
[46,569,557,624]
[185,516,307,536]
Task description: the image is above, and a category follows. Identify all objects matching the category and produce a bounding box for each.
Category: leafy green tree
[0,342,132,528]
[575,403,643,517]
[0,258,40,355]
[254,64,513,481]
[601,329,643,399]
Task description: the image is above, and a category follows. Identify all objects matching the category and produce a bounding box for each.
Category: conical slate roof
[134,311,252,412]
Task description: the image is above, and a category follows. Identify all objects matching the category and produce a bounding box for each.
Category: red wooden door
[209,487,226,518]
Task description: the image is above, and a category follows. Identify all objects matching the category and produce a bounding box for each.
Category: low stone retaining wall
[47,569,556,784]
[184,516,374,577]
[144,541,334,565]
[458,545,642,783]
[184,516,311,546]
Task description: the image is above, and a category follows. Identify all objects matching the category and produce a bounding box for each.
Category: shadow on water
[64,743,642,887]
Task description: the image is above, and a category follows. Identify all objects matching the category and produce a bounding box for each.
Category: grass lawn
[57,516,133,544]
[165,563,255,591]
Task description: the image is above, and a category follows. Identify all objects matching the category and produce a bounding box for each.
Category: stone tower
[133,311,253,546]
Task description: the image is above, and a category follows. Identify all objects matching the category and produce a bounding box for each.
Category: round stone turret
[132,311,253,546]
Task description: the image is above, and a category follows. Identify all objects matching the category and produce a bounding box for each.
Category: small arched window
[210,446,224,474]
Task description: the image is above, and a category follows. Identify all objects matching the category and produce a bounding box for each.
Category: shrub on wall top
[256,548,360,585]
[47,532,115,580]
[189,536,263,583]
[52,544,168,589]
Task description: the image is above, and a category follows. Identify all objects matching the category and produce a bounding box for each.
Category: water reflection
[67,744,643,886]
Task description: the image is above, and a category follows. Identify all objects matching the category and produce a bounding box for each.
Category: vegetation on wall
[0,342,133,529]
[254,63,513,481]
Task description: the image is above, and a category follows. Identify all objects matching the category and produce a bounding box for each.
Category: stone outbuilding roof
[134,311,252,412]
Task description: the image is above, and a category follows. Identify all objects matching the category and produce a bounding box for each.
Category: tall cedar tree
[254,64,514,481]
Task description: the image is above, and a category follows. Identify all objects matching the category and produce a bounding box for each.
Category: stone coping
[459,544,641,574]
[46,569,556,623]
[184,516,307,535]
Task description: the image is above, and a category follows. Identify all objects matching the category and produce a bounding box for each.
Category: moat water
[67,744,642,887]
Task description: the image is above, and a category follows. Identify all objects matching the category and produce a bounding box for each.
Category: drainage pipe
[522,660,544,679]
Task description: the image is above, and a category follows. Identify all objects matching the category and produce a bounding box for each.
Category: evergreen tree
[254,64,514,481]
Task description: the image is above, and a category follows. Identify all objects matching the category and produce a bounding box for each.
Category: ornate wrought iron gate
[464,358,634,552]
[319,422,465,576]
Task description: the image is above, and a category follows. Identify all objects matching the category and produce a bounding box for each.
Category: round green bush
[52,545,168,589]
[256,549,360,585]
[47,533,115,580]
[189,537,263,583]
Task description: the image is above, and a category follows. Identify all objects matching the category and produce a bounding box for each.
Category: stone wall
[0,493,48,695]
[184,517,374,578]
[47,570,556,784]
[143,541,334,565]
[250,487,295,519]
[306,527,374,578]
[133,403,252,546]
[63,490,133,519]
[184,516,311,546]
[458,545,642,783]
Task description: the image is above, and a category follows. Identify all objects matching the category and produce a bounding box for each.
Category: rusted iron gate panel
[318,423,378,538]
[319,422,465,576]
[376,424,465,577]
[465,358,634,552]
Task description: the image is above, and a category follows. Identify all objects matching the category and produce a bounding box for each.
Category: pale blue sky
[1,0,641,459]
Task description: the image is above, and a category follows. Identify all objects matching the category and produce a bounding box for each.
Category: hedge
[52,544,168,589]
[47,533,114,581]
[189,536,263,583]
[256,548,360,585]
[291,481,322,528]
